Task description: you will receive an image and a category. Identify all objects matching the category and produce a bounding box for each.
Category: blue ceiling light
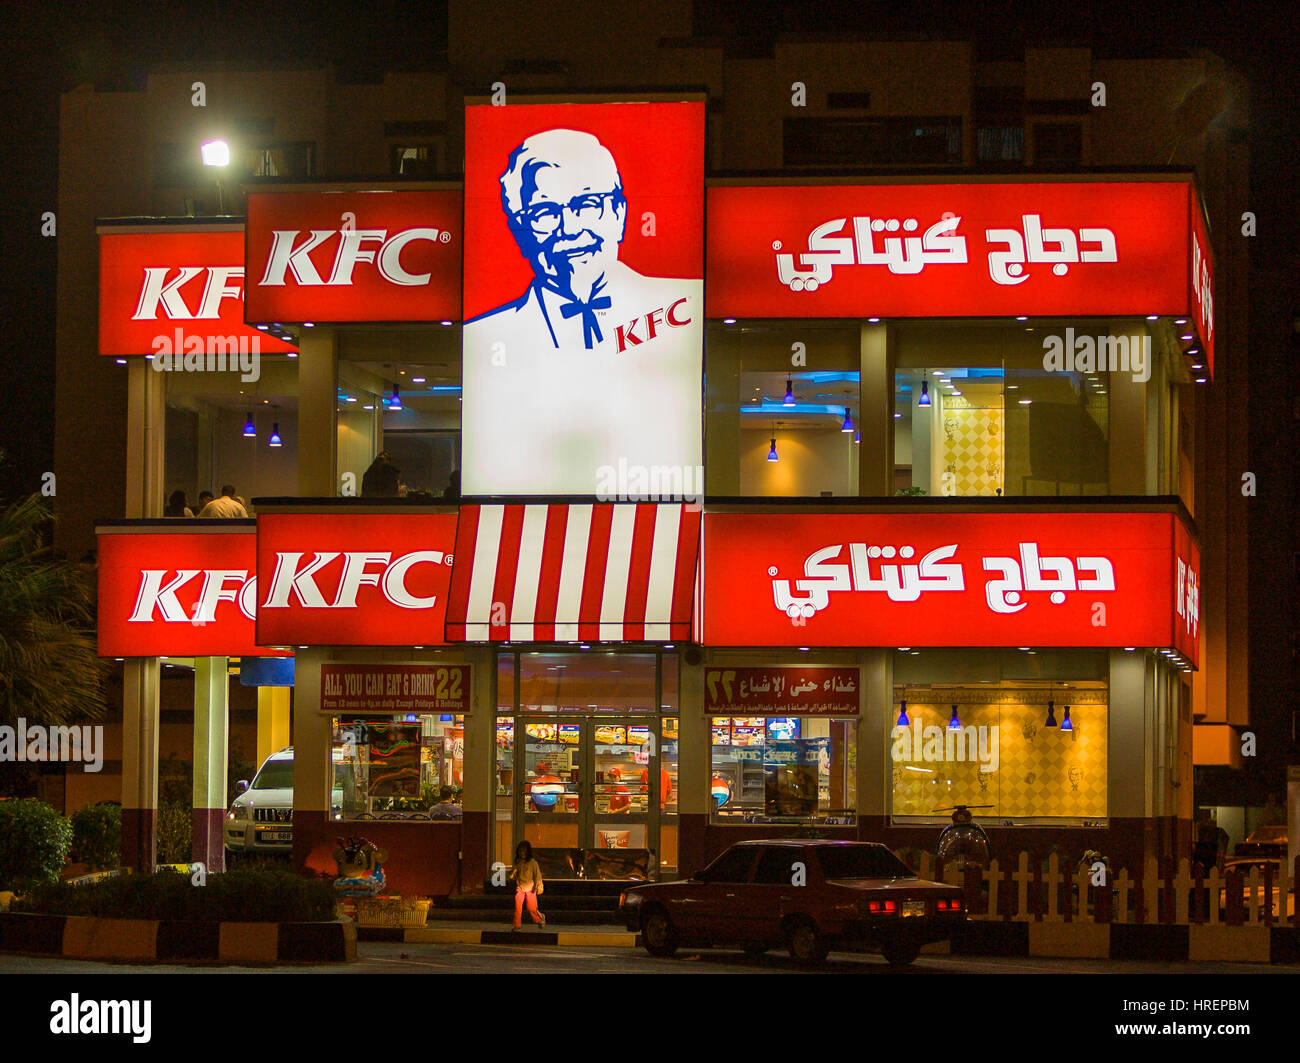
[948,704,961,731]
[243,413,256,438]
[841,407,855,433]
[1060,706,1073,732]
[919,376,931,407]
[896,700,909,727]
[783,378,795,406]
[390,384,402,410]
[1044,699,1058,728]
[268,422,283,448]
[767,437,778,462]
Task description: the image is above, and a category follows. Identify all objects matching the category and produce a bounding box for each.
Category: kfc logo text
[614,298,692,353]
[257,227,449,287]
[132,266,244,320]
[1191,229,1214,343]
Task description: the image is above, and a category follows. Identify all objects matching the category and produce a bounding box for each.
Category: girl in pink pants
[511,840,546,930]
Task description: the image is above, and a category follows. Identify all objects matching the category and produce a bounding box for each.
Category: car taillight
[618,892,626,907]
[865,899,898,914]
[937,898,963,912]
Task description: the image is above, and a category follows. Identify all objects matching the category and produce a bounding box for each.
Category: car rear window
[817,845,916,880]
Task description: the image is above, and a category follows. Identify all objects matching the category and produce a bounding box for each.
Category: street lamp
[201,139,230,212]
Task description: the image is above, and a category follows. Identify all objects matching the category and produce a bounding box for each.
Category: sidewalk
[356,920,640,947]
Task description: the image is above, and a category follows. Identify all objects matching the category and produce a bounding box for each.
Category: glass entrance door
[516,716,657,877]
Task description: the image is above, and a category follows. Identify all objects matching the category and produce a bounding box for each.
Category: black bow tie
[558,293,613,348]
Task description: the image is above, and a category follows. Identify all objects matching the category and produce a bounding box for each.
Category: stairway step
[428,909,626,925]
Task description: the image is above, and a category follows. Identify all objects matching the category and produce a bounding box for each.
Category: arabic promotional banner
[256,513,458,646]
[705,667,859,715]
[96,526,287,657]
[244,190,462,323]
[461,101,705,495]
[320,664,469,715]
[702,511,1199,660]
[98,230,297,357]
[706,181,1194,320]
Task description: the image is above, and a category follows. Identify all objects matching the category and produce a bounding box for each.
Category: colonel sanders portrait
[461,127,702,497]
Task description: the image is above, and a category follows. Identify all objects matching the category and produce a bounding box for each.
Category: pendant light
[783,378,795,406]
[1060,706,1073,732]
[948,704,961,730]
[243,412,256,438]
[268,422,283,448]
[841,407,855,433]
[1044,698,1058,728]
[390,383,403,410]
[896,699,909,727]
[919,375,931,407]
[767,436,779,462]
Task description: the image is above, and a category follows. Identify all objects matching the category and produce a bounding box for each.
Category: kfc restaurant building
[97,98,1213,894]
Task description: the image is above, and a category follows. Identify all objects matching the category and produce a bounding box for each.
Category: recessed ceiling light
[412,376,426,384]
[1018,398,1032,405]
[723,318,737,325]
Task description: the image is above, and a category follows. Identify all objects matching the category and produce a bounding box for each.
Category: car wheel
[785,918,828,966]
[641,908,678,958]
[881,939,920,966]
[742,942,769,958]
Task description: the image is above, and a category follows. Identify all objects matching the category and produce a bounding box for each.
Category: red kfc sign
[702,510,1198,663]
[244,190,462,323]
[707,181,1206,326]
[255,512,458,646]
[96,526,286,657]
[1188,197,1215,377]
[99,230,297,357]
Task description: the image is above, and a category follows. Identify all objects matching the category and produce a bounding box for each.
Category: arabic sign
[244,190,462,323]
[1188,196,1216,377]
[96,526,287,657]
[706,181,1199,323]
[706,667,859,715]
[461,101,705,495]
[702,511,1199,663]
[255,513,458,646]
[99,230,297,357]
[320,664,469,714]
[1172,517,1201,664]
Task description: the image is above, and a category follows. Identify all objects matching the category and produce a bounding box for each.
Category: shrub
[69,802,121,870]
[15,869,336,922]
[156,801,192,865]
[0,799,73,891]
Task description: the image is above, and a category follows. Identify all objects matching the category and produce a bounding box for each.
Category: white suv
[224,747,343,854]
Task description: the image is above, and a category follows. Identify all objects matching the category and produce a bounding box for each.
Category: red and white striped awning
[446,503,700,642]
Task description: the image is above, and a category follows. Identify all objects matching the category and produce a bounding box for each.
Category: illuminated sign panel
[702,510,1198,663]
[96,526,283,657]
[706,181,1205,324]
[1188,196,1216,377]
[98,230,297,357]
[244,190,462,323]
[255,513,458,646]
[461,101,705,496]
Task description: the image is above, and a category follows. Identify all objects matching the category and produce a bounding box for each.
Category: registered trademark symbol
[771,240,782,250]
[767,566,778,576]
[440,231,452,243]
[445,554,455,565]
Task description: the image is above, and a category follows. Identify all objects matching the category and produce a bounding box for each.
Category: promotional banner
[244,190,462,323]
[1172,516,1201,663]
[320,664,469,714]
[706,181,1201,324]
[256,513,458,646]
[98,230,297,357]
[96,526,285,657]
[705,667,859,715]
[461,101,705,495]
[1188,196,1216,377]
[702,510,1199,663]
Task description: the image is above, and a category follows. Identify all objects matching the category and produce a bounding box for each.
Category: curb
[0,912,356,965]
[955,919,1300,963]
[357,923,641,947]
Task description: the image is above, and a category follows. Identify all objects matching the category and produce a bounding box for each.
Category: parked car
[619,839,966,966]
[1218,857,1295,919]
[224,747,343,855]
[1232,824,1287,861]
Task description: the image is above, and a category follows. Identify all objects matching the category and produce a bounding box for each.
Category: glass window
[699,845,758,883]
[252,758,293,790]
[163,357,299,517]
[337,327,462,500]
[753,846,805,884]
[710,717,856,825]
[331,714,464,821]
[518,652,658,713]
[705,322,861,497]
[817,844,916,880]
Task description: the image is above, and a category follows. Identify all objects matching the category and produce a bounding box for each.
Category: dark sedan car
[620,839,966,966]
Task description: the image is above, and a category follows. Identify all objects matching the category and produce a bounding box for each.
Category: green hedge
[15,869,336,922]
[0,799,73,891]
[69,803,121,870]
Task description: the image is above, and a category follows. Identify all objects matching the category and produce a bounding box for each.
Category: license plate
[258,830,292,842]
[900,900,926,918]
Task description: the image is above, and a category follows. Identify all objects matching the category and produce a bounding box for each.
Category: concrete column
[291,650,331,815]
[858,649,891,824]
[678,655,707,872]
[121,657,161,870]
[256,686,292,766]
[192,656,229,872]
[1107,327,1147,495]
[858,324,893,496]
[124,358,166,518]
[296,328,338,496]
[461,647,496,890]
